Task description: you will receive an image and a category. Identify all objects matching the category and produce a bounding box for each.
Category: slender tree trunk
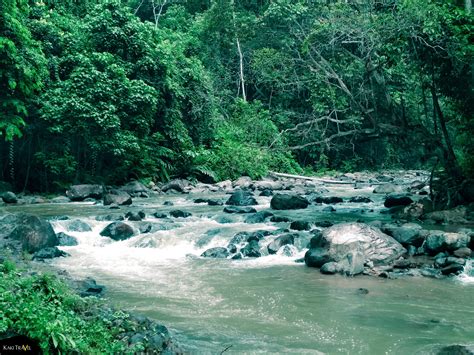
[236,37,246,102]
[431,85,462,180]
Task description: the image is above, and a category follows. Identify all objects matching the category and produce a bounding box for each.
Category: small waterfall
[457,259,474,284]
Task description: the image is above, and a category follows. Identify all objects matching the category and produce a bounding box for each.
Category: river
[2,178,473,354]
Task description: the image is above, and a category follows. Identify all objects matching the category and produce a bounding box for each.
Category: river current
[3,182,473,354]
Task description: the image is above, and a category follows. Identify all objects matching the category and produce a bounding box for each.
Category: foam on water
[457,259,474,284]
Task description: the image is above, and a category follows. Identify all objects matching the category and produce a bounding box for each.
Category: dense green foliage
[0,260,127,353]
[0,0,472,192]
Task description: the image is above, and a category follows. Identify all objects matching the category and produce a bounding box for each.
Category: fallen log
[268,171,382,185]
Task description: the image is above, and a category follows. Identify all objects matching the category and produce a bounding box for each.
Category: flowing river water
[2,181,473,354]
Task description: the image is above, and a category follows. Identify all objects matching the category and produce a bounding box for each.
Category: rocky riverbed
[1,171,474,353]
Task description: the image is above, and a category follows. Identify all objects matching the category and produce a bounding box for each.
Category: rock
[259,189,273,197]
[320,262,340,274]
[57,232,78,246]
[423,206,468,224]
[349,196,373,203]
[2,192,17,203]
[440,264,465,275]
[270,194,309,210]
[454,247,472,258]
[268,233,296,254]
[241,240,261,257]
[75,277,105,297]
[356,288,369,295]
[322,206,336,212]
[229,232,251,245]
[100,222,136,241]
[290,220,312,231]
[437,345,474,355]
[253,180,283,191]
[244,211,273,223]
[6,214,59,253]
[125,211,146,221]
[305,223,405,275]
[228,244,237,253]
[373,184,404,194]
[161,179,189,193]
[223,206,257,214]
[33,247,68,260]
[152,212,168,219]
[169,210,192,218]
[313,196,343,204]
[120,181,149,197]
[68,219,92,232]
[216,180,232,190]
[233,176,253,189]
[225,190,258,206]
[231,252,243,260]
[194,198,222,206]
[384,194,414,208]
[382,223,425,247]
[424,231,470,255]
[216,216,232,224]
[201,247,229,259]
[66,184,104,201]
[103,189,132,206]
[163,201,174,206]
[314,221,333,228]
[96,214,124,221]
[50,196,71,203]
[270,215,293,223]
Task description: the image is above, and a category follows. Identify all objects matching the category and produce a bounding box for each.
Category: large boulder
[100,222,136,241]
[66,184,104,201]
[225,190,257,206]
[304,223,405,275]
[57,232,78,246]
[6,214,59,253]
[2,192,17,204]
[267,233,296,254]
[103,189,132,206]
[384,194,414,208]
[120,181,150,197]
[270,194,309,210]
[424,231,470,255]
[313,196,343,204]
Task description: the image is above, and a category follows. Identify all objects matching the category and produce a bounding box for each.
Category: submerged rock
[100,222,136,241]
[68,219,92,232]
[223,206,257,214]
[201,247,229,259]
[373,184,404,194]
[169,210,192,218]
[437,345,474,355]
[349,196,373,203]
[313,196,343,204]
[244,211,273,223]
[270,194,309,210]
[268,233,296,254]
[290,220,312,231]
